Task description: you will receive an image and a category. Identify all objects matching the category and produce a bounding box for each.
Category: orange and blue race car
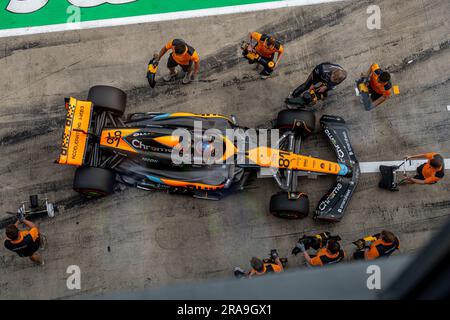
[56,86,360,222]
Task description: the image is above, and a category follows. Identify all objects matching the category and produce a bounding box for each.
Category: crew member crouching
[353,230,400,260]
[243,32,284,79]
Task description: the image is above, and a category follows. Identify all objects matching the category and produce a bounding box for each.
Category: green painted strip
[0,0,277,30]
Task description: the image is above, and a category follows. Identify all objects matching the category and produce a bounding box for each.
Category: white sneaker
[182,73,192,85]
[233,267,246,278]
[39,235,48,251]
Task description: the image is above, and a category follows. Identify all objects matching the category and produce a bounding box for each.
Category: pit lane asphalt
[0,0,449,299]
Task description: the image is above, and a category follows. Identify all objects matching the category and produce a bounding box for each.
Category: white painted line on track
[259,159,450,177]
[447,105,450,111]
[0,0,346,38]
[360,159,450,173]
[360,160,420,173]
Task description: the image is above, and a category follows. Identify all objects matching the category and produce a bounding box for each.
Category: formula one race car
[56,86,360,221]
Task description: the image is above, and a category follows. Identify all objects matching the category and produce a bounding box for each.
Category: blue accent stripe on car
[153,113,171,120]
[337,164,349,176]
[146,175,165,184]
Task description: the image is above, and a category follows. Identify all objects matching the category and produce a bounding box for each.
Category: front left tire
[270,192,309,219]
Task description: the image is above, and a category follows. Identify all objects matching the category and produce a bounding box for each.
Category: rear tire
[87,85,127,116]
[73,166,116,198]
[276,109,316,137]
[270,192,309,219]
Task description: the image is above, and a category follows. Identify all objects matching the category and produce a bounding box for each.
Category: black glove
[270,249,279,260]
[298,243,306,252]
[17,206,25,223]
[292,243,306,255]
[364,241,373,249]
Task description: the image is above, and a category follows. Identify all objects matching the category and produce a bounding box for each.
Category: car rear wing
[315,115,360,222]
[56,97,93,166]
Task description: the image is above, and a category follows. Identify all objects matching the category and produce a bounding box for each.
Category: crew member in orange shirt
[361,63,392,107]
[4,218,44,265]
[404,153,445,185]
[157,39,200,84]
[353,230,400,260]
[247,32,284,79]
[234,251,284,278]
[300,239,345,267]
[246,256,283,278]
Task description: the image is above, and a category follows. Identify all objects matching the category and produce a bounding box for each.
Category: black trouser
[242,48,274,76]
[353,250,365,260]
[17,237,40,258]
[234,269,246,278]
[292,71,321,98]
[368,85,383,102]
[414,164,426,180]
[258,53,275,76]
[167,54,192,72]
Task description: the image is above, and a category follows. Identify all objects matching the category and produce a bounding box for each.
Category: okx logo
[6,0,136,14]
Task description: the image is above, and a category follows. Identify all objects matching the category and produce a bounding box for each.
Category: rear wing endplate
[56,97,93,166]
